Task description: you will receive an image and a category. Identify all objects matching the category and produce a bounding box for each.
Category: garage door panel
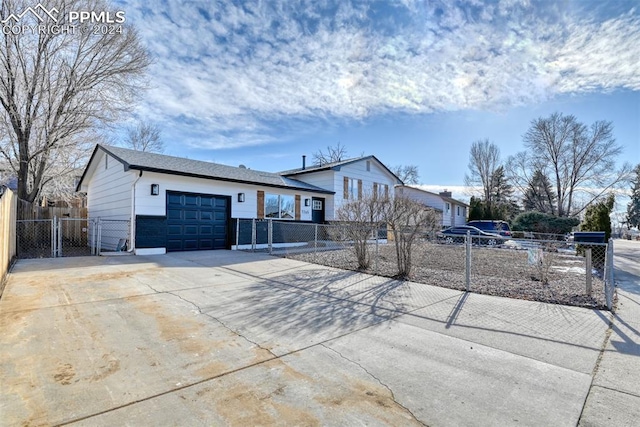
[183,239,198,250]
[167,225,183,235]
[167,194,183,205]
[167,209,182,220]
[184,210,198,220]
[166,191,229,252]
[184,195,199,206]
[200,197,214,207]
[199,239,213,249]
[183,225,198,235]
[166,239,183,251]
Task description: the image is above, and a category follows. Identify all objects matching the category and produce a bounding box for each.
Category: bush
[580,195,614,242]
[511,211,579,236]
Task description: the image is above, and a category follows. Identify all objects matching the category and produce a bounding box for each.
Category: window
[457,206,460,216]
[347,178,357,199]
[265,193,295,219]
[344,177,362,199]
[366,161,371,172]
[313,200,322,210]
[265,194,279,218]
[105,155,108,170]
[374,183,389,199]
[446,202,450,212]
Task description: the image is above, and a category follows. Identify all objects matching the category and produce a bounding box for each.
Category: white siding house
[85,149,134,220]
[77,145,333,255]
[396,186,468,227]
[281,156,403,221]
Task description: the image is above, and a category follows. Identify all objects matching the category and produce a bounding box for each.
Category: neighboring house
[396,186,468,227]
[280,155,403,221]
[76,145,334,255]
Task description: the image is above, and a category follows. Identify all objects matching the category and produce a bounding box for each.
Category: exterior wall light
[150,184,159,196]
[304,198,310,207]
[238,193,245,203]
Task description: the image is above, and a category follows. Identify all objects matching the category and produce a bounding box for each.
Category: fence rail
[235,219,615,311]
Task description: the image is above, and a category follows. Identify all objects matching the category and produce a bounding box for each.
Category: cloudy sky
[117,0,639,206]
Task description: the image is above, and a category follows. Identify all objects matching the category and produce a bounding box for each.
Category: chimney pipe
[302,155,306,170]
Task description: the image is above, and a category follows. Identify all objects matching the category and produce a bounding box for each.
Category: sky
[116,0,640,213]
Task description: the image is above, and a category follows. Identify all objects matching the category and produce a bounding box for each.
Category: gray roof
[78,145,334,194]
[280,155,403,184]
[397,185,469,207]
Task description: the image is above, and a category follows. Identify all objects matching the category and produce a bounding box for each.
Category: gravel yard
[281,241,607,309]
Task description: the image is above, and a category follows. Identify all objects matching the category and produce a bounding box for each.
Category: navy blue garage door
[166,191,230,251]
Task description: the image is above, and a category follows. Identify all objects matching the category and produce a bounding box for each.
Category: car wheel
[445,236,454,244]
[487,238,497,246]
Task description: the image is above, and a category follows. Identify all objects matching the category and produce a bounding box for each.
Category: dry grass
[283,241,606,309]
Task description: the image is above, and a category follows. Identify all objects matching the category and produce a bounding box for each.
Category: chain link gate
[16,217,131,259]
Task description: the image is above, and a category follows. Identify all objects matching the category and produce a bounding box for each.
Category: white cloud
[123,1,640,148]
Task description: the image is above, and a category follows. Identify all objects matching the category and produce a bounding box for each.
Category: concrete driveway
[1,250,613,426]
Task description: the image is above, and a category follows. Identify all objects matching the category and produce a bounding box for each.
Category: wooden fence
[1,187,17,294]
[18,199,87,220]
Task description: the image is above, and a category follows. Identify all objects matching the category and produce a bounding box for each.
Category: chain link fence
[16,219,54,259]
[94,219,131,254]
[16,218,130,258]
[235,220,616,311]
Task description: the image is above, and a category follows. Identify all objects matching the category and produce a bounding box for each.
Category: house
[76,145,334,255]
[280,155,403,221]
[395,185,468,227]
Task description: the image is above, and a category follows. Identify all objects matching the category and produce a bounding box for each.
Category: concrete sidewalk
[580,239,640,426]
[0,249,618,426]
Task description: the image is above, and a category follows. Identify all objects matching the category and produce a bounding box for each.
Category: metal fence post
[585,248,592,295]
[605,239,614,311]
[54,217,63,257]
[90,219,96,255]
[268,219,273,254]
[314,223,318,257]
[52,216,58,258]
[235,218,240,250]
[465,230,471,292]
[251,218,256,252]
[97,218,102,256]
[375,226,379,275]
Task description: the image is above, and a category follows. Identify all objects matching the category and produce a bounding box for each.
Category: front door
[311,197,325,223]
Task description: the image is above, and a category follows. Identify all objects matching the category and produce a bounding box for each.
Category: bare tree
[391,164,420,185]
[383,195,439,279]
[0,0,150,203]
[335,191,386,270]
[123,121,164,153]
[312,141,348,165]
[464,139,501,206]
[523,113,631,217]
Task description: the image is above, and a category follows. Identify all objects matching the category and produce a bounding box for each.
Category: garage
[166,191,230,251]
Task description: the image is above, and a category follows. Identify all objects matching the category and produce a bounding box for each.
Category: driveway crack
[320,344,427,427]
[166,291,279,359]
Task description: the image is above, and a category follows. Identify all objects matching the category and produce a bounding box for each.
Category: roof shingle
[90,145,334,194]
